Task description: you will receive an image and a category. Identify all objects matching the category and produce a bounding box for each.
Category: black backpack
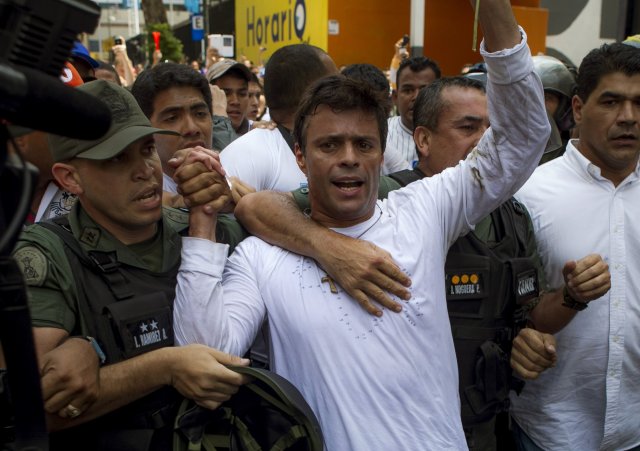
[173,366,323,451]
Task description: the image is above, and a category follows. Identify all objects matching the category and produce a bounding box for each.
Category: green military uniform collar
[66,204,181,272]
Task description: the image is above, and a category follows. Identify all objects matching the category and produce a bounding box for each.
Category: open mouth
[134,187,160,203]
[333,180,364,191]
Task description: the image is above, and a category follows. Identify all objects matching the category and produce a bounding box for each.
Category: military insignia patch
[14,246,48,286]
[80,227,101,247]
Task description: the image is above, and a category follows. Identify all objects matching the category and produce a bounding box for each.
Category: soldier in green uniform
[12,80,250,451]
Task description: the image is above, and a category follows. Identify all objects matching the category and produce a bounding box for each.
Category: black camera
[400,34,410,47]
[114,36,124,46]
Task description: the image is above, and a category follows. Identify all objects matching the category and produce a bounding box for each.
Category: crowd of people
[2,0,639,449]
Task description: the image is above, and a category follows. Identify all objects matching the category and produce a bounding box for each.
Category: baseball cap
[60,61,84,87]
[206,59,252,84]
[49,80,178,162]
[622,35,640,48]
[71,41,99,69]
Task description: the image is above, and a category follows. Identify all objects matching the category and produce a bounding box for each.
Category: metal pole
[410,0,425,57]
[133,0,140,36]
[202,0,209,62]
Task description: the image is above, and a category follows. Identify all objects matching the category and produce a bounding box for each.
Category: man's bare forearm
[473,0,521,52]
[47,347,174,430]
[529,289,578,334]
[236,190,332,256]
[529,254,611,334]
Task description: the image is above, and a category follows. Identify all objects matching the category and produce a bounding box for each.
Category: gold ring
[66,404,81,418]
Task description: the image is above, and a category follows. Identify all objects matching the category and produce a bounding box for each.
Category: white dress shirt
[511,141,640,451]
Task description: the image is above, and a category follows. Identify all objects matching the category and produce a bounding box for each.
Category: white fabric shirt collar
[564,138,640,185]
[511,138,640,450]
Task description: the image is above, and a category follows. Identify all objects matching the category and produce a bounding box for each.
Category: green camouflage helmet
[532,55,577,131]
[173,366,324,451]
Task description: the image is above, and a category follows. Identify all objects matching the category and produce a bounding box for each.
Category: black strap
[387,168,425,187]
[277,125,296,153]
[39,219,133,300]
[478,341,500,402]
[505,198,529,256]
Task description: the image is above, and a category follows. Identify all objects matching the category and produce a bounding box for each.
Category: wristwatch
[561,286,588,311]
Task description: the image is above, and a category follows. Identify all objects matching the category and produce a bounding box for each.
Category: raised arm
[435,0,549,240]
[235,190,412,316]
[472,0,521,53]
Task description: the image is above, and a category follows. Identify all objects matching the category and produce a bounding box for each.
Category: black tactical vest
[40,217,182,451]
[389,167,538,427]
[446,200,538,427]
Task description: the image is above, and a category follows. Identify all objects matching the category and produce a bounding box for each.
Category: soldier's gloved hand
[510,328,557,380]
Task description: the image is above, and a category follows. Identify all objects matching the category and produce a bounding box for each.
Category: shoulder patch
[14,246,48,286]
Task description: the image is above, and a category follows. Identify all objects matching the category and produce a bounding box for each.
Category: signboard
[328,19,339,35]
[209,34,235,58]
[191,14,204,41]
[235,0,328,64]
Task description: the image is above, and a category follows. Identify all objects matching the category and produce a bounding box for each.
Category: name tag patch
[105,293,174,360]
[515,269,539,305]
[131,318,170,349]
[446,272,485,300]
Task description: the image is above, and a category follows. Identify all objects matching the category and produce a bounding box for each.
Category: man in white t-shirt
[131,63,215,195]
[383,56,441,174]
[220,44,337,192]
[173,1,551,448]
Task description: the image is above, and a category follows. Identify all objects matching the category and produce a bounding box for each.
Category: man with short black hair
[510,42,640,451]
[131,62,214,194]
[390,75,609,450]
[247,72,263,121]
[174,1,551,448]
[219,44,338,192]
[384,56,441,173]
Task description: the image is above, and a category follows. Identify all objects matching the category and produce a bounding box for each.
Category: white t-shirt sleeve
[220,129,274,192]
[389,28,550,252]
[174,237,265,355]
